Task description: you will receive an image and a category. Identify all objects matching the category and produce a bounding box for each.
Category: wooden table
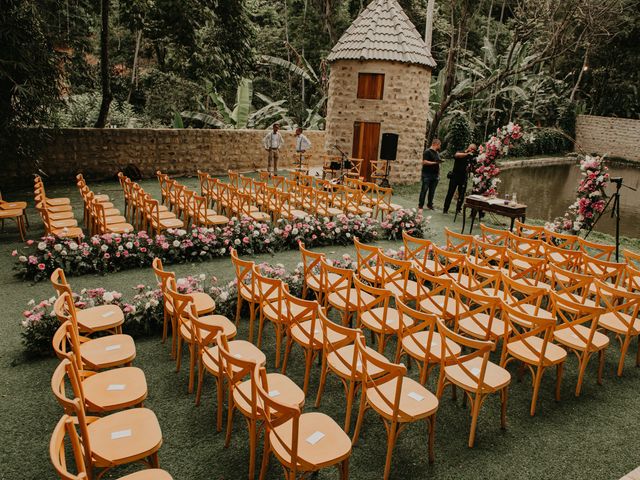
[460,195,527,234]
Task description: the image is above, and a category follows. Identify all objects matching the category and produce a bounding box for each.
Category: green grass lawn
[0,172,638,479]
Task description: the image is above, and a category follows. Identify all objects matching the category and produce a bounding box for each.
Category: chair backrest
[451,283,501,340]
[514,220,546,240]
[152,258,176,312]
[353,237,382,284]
[284,290,322,348]
[504,248,546,287]
[544,242,583,271]
[497,273,549,315]
[550,291,604,347]
[166,277,195,337]
[413,267,453,318]
[298,241,324,292]
[624,264,640,293]
[354,334,407,422]
[353,276,393,332]
[320,259,354,317]
[50,415,89,480]
[228,170,239,188]
[432,244,466,282]
[253,265,288,322]
[470,237,507,268]
[622,248,640,270]
[594,279,640,337]
[577,237,615,261]
[480,224,510,246]
[254,366,309,475]
[462,259,502,292]
[402,231,433,273]
[379,252,412,297]
[544,228,578,250]
[318,308,359,379]
[501,301,556,368]
[51,268,73,297]
[53,294,84,371]
[508,232,544,257]
[189,306,223,358]
[435,318,495,392]
[217,333,260,418]
[548,263,594,304]
[51,355,86,415]
[444,228,474,254]
[395,297,438,368]
[230,248,257,301]
[581,254,626,287]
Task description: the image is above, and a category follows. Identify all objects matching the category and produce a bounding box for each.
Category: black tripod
[585,177,636,261]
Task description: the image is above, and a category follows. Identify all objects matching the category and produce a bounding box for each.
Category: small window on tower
[357,73,385,100]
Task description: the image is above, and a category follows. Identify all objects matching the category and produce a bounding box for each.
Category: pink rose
[37,263,46,270]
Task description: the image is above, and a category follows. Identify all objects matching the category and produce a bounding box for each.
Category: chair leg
[468,393,482,448]
[176,336,183,373]
[529,366,544,417]
[302,350,314,395]
[274,324,282,369]
[235,296,243,326]
[351,388,367,446]
[281,337,293,375]
[195,359,204,406]
[259,436,271,480]
[188,343,196,393]
[257,311,266,349]
[248,418,257,480]
[340,457,350,480]
[383,420,398,480]
[314,354,328,408]
[216,375,224,432]
[575,353,589,397]
[597,349,606,385]
[617,336,630,377]
[555,362,564,401]
[344,379,356,434]
[224,389,234,447]
[500,387,508,429]
[248,303,256,344]
[428,415,436,463]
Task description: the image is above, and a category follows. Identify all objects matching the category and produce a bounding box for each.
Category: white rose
[60,250,67,256]
[253,230,260,237]
[173,240,181,248]
[101,245,108,252]
[103,292,114,303]
[150,299,159,307]
[125,242,133,249]
[145,302,151,309]
[234,238,241,245]
[38,242,47,251]
[54,244,62,252]
[219,292,229,301]
[118,245,123,251]
[176,229,187,236]
[19,256,27,262]
[199,274,206,281]
[335,228,341,234]
[291,228,299,235]
[346,233,351,238]
[219,248,226,254]
[69,242,78,251]
[273,228,281,235]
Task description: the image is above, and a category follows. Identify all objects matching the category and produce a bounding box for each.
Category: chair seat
[366,376,439,421]
[53,227,84,239]
[106,223,135,234]
[250,211,270,222]
[506,337,567,366]
[506,302,553,319]
[554,326,610,351]
[118,469,173,480]
[46,197,71,206]
[87,408,162,467]
[52,218,79,228]
[401,331,461,361]
[1,201,27,210]
[327,288,361,312]
[102,207,119,216]
[77,305,124,333]
[360,307,405,333]
[80,334,136,369]
[263,300,307,324]
[41,203,73,213]
[385,280,419,299]
[327,344,385,380]
[445,357,511,392]
[458,315,506,340]
[200,213,229,225]
[166,292,214,316]
[419,295,458,319]
[556,292,596,308]
[234,373,305,416]
[48,211,75,221]
[598,311,640,335]
[105,214,127,224]
[94,194,111,202]
[155,218,184,229]
[270,412,351,471]
[180,315,237,341]
[290,320,346,349]
[202,340,266,375]
[318,206,342,217]
[0,208,23,219]
[83,367,147,412]
[305,273,340,293]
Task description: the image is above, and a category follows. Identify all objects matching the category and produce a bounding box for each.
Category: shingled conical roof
[327,0,436,68]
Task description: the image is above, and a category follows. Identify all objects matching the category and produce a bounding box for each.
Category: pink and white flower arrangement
[472,122,524,196]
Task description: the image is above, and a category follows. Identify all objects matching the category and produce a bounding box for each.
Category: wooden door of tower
[352,121,380,181]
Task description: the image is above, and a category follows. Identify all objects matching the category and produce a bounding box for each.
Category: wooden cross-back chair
[480,223,510,247]
[435,318,511,448]
[577,236,615,261]
[254,265,289,368]
[504,248,548,289]
[353,276,397,354]
[461,259,502,296]
[444,227,474,254]
[380,252,418,303]
[402,231,435,274]
[432,244,469,284]
[353,236,383,286]
[414,267,456,323]
[514,220,545,240]
[452,283,504,342]
[351,334,438,480]
[497,272,553,319]
[500,301,567,416]
[468,237,507,269]
[320,259,357,327]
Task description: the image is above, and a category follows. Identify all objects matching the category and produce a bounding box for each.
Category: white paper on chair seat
[105,344,121,351]
[107,384,126,391]
[102,310,115,318]
[111,429,132,440]
[471,368,481,376]
[306,431,325,445]
[407,391,424,401]
[234,354,242,359]
[268,390,280,397]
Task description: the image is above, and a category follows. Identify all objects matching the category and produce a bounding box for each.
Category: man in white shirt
[294,127,312,171]
[262,123,284,174]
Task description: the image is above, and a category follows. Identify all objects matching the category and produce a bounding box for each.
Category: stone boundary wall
[576,115,640,161]
[7,128,326,185]
[498,156,576,170]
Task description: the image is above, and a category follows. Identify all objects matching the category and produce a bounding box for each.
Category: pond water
[498,161,640,238]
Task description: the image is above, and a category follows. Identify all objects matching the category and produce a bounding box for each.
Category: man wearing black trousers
[418,138,442,213]
[443,143,477,214]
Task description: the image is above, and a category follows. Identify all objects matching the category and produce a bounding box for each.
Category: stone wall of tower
[324,59,432,184]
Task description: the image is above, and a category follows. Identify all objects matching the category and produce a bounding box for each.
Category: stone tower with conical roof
[324,0,435,184]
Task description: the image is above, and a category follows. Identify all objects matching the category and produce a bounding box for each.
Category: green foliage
[141,70,205,123]
[53,93,142,128]
[509,128,570,157]
[443,112,472,155]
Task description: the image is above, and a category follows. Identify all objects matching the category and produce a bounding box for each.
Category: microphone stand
[333,145,349,183]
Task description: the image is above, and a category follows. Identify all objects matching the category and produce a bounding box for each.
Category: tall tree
[95,0,112,127]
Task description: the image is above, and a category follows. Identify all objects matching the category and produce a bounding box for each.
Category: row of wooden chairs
[34,175,84,240]
[48,269,172,479]
[0,191,28,241]
[76,174,133,235]
[118,172,185,236]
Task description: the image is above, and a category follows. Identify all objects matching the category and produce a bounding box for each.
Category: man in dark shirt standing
[443,143,477,214]
[418,138,442,212]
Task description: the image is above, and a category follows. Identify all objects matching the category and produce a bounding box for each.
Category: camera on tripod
[610,177,623,186]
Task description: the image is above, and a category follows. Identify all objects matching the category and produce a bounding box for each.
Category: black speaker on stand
[379,133,398,187]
